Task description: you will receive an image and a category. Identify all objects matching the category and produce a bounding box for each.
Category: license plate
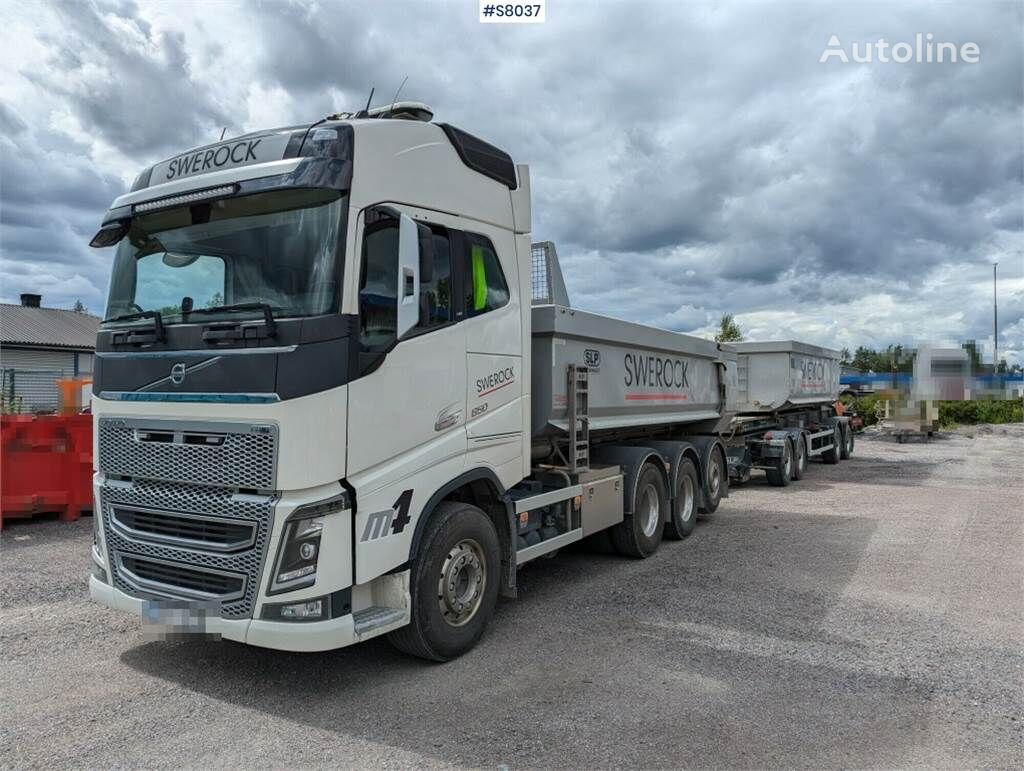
[141,599,221,640]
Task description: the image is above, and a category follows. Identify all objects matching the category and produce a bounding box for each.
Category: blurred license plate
[141,599,221,639]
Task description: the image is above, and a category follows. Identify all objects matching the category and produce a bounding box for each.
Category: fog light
[281,600,322,619]
[261,597,326,622]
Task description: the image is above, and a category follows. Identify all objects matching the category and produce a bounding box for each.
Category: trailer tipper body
[86,105,731,660]
[722,341,853,486]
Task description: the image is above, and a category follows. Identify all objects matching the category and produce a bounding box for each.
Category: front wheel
[388,501,500,661]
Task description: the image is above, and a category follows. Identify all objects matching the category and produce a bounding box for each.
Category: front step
[352,606,407,637]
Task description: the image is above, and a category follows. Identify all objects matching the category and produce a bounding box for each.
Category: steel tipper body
[721,341,852,486]
[86,105,730,660]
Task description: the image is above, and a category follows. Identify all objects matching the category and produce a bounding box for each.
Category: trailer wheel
[700,448,726,516]
[610,464,666,558]
[765,440,792,487]
[665,458,699,540]
[822,425,841,464]
[387,501,500,661]
[840,424,854,459]
[791,435,807,480]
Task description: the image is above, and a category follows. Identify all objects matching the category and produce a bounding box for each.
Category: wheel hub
[679,476,695,522]
[437,538,486,627]
[639,483,660,537]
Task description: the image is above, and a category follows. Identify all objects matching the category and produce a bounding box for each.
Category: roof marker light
[132,184,238,214]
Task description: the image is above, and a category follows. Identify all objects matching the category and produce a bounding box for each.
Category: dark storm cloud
[1,0,1021,357]
[27,0,233,159]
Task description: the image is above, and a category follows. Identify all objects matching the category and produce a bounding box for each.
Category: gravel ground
[2,426,1022,769]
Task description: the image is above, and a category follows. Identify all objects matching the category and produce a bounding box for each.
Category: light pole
[993,261,998,374]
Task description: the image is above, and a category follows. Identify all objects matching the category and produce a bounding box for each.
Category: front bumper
[90,575,358,652]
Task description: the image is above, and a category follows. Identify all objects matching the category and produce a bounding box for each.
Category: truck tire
[840,424,854,459]
[822,425,841,464]
[664,458,699,540]
[791,435,807,480]
[387,501,500,662]
[610,464,666,558]
[765,440,792,487]
[700,448,726,516]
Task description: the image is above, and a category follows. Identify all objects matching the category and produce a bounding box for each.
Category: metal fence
[1,368,69,414]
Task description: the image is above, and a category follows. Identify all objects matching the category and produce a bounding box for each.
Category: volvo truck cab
[89,104,536,657]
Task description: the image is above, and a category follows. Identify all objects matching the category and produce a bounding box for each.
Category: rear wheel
[664,458,699,540]
[791,435,807,480]
[822,425,841,464]
[610,464,666,558]
[387,501,500,661]
[840,424,854,459]
[700,448,726,516]
[765,440,792,487]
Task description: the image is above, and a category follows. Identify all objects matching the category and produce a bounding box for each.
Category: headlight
[268,492,349,595]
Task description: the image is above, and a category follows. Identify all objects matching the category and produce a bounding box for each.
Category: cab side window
[358,219,399,351]
[420,228,453,329]
[463,233,509,317]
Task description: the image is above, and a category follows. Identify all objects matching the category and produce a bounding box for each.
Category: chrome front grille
[98,417,277,489]
[101,478,275,619]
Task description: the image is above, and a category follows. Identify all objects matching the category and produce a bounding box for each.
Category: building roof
[0,304,101,351]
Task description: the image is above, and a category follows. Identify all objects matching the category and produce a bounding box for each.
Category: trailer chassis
[725,407,851,486]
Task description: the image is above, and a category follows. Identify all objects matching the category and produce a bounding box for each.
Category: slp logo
[584,349,601,368]
[360,489,413,542]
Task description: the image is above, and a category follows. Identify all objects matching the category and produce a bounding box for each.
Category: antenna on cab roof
[354,87,375,119]
[386,76,409,118]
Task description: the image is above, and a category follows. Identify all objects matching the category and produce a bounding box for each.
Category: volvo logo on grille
[170,363,187,386]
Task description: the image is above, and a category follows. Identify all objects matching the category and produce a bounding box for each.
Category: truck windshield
[103,188,345,326]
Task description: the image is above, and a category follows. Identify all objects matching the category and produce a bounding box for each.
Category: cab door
[346,206,466,583]
[461,228,524,478]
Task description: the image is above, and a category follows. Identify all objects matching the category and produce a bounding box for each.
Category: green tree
[714,313,744,343]
[840,347,852,365]
[72,299,87,313]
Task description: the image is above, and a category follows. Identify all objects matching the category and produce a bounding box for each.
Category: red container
[1,414,94,529]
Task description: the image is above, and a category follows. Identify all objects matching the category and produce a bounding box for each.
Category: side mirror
[396,213,420,340]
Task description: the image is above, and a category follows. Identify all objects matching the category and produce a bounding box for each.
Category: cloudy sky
[1,0,1021,363]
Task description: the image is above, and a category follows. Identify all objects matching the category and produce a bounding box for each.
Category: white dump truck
[87,104,735,660]
[721,341,853,486]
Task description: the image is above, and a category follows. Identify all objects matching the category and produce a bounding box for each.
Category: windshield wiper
[187,303,278,338]
[102,310,165,342]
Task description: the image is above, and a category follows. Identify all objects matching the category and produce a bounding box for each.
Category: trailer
[85,107,734,661]
[722,341,852,486]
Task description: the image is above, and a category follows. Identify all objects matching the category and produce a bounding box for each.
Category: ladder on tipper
[566,364,590,473]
